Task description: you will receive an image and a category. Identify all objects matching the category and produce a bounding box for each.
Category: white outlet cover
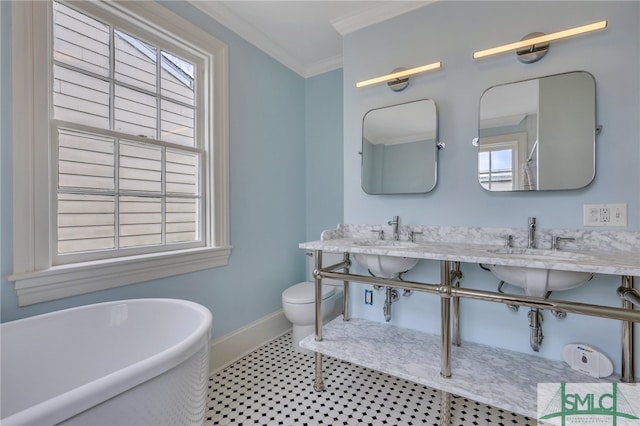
[562,343,613,378]
[583,203,628,227]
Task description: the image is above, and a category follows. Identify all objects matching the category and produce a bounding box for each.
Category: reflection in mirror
[362,99,438,194]
[478,71,596,191]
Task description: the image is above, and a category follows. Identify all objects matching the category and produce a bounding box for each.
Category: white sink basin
[488,263,592,298]
[352,241,419,278]
[486,247,593,297]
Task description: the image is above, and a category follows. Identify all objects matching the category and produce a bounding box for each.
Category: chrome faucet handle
[371,229,384,240]
[504,234,513,248]
[408,231,423,242]
[551,236,575,250]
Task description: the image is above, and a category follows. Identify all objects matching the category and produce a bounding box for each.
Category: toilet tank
[306,251,345,286]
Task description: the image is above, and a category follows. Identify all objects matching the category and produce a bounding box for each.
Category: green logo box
[538,383,640,425]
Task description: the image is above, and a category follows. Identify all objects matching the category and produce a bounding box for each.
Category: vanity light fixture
[473,20,607,63]
[356,61,442,90]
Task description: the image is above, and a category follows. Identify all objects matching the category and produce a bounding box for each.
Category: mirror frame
[477,71,597,192]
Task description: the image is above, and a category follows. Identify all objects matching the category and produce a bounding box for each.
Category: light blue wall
[343,1,639,376]
[0,1,340,340]
[305,69,344,241]
[1,2,7,315]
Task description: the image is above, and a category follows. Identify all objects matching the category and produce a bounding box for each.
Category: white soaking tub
[0,298,212,426]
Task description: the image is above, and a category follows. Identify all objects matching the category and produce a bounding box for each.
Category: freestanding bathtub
[1,298,213,426]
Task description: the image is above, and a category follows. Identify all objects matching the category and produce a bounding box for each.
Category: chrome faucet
[388,216,399,241]
[551,235,575,250]
[527,217,536,249]
[371,229,384,240]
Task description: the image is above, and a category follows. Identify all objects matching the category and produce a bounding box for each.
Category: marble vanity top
[299,224,640,276]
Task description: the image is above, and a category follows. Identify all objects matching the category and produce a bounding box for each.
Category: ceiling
[188,1,433,78]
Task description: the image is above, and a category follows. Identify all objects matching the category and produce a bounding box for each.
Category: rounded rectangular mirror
[478,71,596,191]
[362,99,438,194]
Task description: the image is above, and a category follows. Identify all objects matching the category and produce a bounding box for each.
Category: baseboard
[208,309,291,375]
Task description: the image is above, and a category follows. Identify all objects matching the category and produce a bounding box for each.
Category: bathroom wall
[305,70,344,241]
[343,1,639,376]
[0,1,342,341]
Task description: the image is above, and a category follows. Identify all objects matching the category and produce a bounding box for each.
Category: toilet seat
[282,282,336,304]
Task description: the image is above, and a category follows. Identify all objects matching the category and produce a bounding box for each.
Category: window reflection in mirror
[478,71,596,191]
[362,99,438,194]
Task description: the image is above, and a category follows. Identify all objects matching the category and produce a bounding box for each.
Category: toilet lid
[282,281,336,304]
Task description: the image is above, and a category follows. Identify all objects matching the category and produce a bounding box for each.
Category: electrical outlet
[365,289,373,305]
[583,203,627,227]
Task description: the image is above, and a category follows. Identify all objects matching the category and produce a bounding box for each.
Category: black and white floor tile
[205,333,535,425]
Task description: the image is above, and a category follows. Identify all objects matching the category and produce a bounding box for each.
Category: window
[479,147,515,191]
[478,133,527,191]
[52,2,202,262]
[11,1,230,305]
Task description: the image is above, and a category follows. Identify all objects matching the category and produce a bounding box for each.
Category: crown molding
[332,1,434,36]
[188,1,307,77]
[306,54,343,78]
[186,1,435,78]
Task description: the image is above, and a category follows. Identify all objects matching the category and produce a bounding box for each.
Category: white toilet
[282,253,344,353]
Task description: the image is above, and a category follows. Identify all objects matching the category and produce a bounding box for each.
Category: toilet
[282,253,344,353]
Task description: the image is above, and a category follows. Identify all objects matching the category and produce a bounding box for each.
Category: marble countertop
[299,224,640,276]
[300,317,619,419]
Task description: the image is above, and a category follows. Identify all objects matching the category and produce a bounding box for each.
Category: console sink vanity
[299,223,640,424]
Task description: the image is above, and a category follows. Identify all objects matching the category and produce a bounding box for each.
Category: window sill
[9,246,232,306]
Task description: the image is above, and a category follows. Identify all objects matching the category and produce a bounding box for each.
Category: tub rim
[1,298,213,426]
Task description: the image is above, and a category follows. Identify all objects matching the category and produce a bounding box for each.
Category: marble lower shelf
[300,317,619,419]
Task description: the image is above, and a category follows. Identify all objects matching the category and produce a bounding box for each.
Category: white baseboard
[208,309,291,374]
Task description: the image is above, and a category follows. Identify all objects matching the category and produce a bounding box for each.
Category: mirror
[478,71,596,191]
[362,99,438,194]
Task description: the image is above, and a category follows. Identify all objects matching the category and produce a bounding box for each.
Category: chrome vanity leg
[439,390,452,426]
[343,252,351,321]
[313,250,326,392]
[440,260,452,378]
[621,275,636,383]
[313,351,325,391]
[314,250,323,342]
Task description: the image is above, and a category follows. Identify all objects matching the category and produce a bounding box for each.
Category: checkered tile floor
[205,333,534,425]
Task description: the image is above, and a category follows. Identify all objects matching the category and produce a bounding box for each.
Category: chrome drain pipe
[452,262,462,347]
[383,288,400,322]
[342,253,351,321]
[528,309,544,352]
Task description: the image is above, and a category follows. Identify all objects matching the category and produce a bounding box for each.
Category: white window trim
[10,1,230,306]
